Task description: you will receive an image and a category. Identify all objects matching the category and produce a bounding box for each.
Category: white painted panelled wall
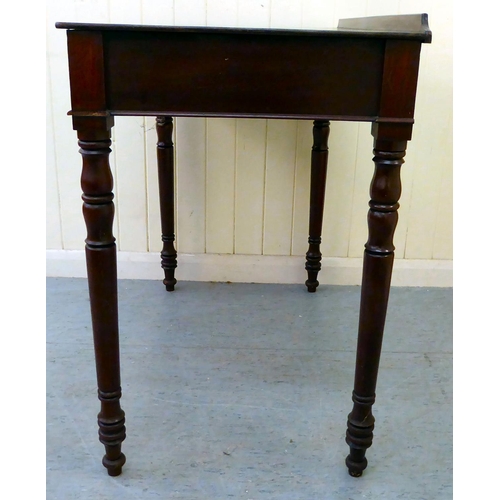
[46,0,453,286]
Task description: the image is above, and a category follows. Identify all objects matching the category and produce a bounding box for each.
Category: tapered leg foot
[103,452,126,476]
[98,397,127,476]
[161,235,177,292]
[345,392,376,477]
[346,450,368,477]
[305,280,319,293]
[305,237,321,293]
[163,274,177,292]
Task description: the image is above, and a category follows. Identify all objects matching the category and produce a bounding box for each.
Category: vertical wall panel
[206,119,237,254]
[333,1,367,22]
[322,122,360,257]
[109,1,148,251]
[232,0,271,255]
[234,120,267,255]
[291,120,312,257]
[300,0,336,28]
[270,0,302,28]
[393,137,416,257]
[205,2,238,254]
[174,0,207,25]
[172,0,207,255]
[175,118,207,254]
[263,120,298,255]
[46,55,62,250]
[74,0,109,20]
[142,2,175,253]
[347,123,373,258]
[237,0,271,28]
[332,1,368,259]
[428,0,453,263]
[366,0,399,17]
[45,0,64,249]
[145,116,162,253]
[47,0,85,250]
[141,0,175,24]
[270,0,304,256]
[398,0,433,17]
[404,1,452,259]
[111,117,148,251]
[432,143,453,260]
[207,0,237,26]
[366,0,412,270]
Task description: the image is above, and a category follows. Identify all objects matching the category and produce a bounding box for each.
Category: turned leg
[156,116,178,291]
[345,137,406,477]
[305,120,330,292]
[75,115,126,476]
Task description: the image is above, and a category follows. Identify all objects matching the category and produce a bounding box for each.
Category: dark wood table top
[56,13,432,42]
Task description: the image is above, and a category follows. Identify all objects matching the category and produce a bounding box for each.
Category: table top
[56,13,431,43]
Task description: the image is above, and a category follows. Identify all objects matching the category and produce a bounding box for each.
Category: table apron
[102,31,385,119]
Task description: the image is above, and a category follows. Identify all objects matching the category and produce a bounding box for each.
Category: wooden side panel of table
[103,31,384,119]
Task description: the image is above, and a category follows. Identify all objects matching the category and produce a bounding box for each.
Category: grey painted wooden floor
[47,278,452,499]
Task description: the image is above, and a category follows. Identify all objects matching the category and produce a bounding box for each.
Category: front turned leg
[305,120,330,292]
[345,139,406,477]
[156,116,178,291]
[76,116,126,476]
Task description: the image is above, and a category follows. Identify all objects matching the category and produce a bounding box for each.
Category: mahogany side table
[56,14,432,478]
